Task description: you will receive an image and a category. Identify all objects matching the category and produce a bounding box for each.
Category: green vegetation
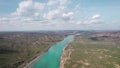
[63,35,120,68]
[0,32,65,68]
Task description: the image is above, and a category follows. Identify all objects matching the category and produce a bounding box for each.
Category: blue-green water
[32,35,74,68]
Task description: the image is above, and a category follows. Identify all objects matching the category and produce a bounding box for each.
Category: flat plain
[62,32,120,68]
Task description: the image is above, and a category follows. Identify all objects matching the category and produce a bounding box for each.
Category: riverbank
[23,48,48,68]
[24,52,44,68]
[60,36,74,68]
[60,43,74,68]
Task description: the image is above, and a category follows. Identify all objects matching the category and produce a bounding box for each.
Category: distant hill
[90,31,120,40]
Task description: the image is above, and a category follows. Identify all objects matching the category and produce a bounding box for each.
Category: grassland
[61,35,120,68]
[0,32,65,68]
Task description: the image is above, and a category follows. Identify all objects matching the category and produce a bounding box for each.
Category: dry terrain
[61,32,120,68]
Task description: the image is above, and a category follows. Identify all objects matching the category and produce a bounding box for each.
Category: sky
[0,0,120,31]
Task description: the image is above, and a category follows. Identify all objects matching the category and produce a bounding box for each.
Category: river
[31,35,74,68]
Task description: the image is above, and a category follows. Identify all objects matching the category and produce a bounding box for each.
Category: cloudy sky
[0,0,120,31]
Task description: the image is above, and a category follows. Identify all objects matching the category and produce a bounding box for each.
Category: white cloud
[62,12,74,20]
[34,2,45,11]
[44,8,62,20]
[47,0,59,6]
[11,0,72,22]
[76,21,82,24]
[47,0,69,7]
[92,14,101,19]
[74,14,102,25]
[90,14,102,24]
[83,14,102,24]
[12,0,33,16]
[59,0,70,7]
[89,19,102,24]
[44,0,74,22]
[12,0,45,17]
[1,0,73,25]
[0,17,21,23]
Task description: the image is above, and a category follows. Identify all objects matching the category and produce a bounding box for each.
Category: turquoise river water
[32,35,74,68]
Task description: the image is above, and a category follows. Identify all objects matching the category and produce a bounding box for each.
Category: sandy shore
[23,45,52,68]
[60,42,74,68]
[23,52,45,68]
